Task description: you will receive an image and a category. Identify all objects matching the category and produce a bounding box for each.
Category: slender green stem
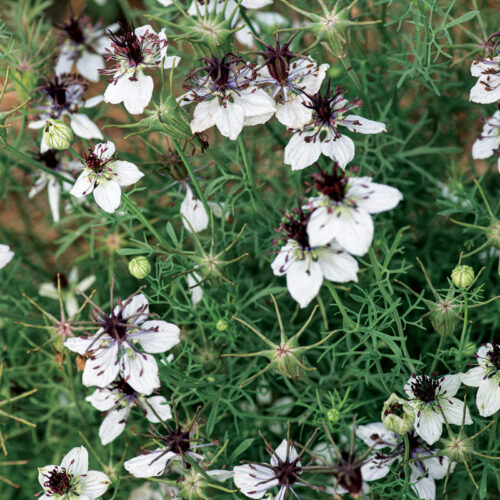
[429,332,446,373]
[237,135,253,187]
[324,281,355,330]
[455,292,468,370]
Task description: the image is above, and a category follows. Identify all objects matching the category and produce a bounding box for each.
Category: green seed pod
[451,265,475,289]
[429,298,460,338]
[128,256,151,280]
[381,393,415,435]
[216,319,228,331]
[42,119,73,150]
[487,220,500,248]
[441,431,475,462]
[327,407,341,423]
[268,340,304,379]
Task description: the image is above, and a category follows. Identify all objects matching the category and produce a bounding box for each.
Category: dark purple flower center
[61,15,86,45]
[487,342,500,370]
[43,77,70,107]
[186,53,242,91]
[384,402,405,418]
[273,457,301,487]
[100,310,129,341]
[52,272,69,289]
[83,150,111,174]
[112,376,137,397]
[163,428,192,455]
[256,35,297,85]
[311,165,348,202]
[411,375,441,403]
[276,208,311,251]
[336,452,363,496]
[37,150,59,170]
[44,468,72,495]
[108,23,144,67]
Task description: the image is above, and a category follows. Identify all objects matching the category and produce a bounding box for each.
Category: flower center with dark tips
[256,35,297,85]
[100,311,129,341]
[62,16,85,45]
[384,402,405,418]
[411,375,441,403]
[112,376,137,397]
[45,468,73,495]
[37,150,59,169]
[312,165,348,202]
[52,273,69,289]
[44,78,69,107]
[109,24,144,67]
[487,342,500,370]
[277,209,311,251]
[165,428,191,455]
[83,150,111,174]
[273,458,301,487]
[336,453,363,496]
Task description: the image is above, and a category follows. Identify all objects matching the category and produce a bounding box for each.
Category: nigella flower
[180,184,227,233]
[284,81,386,170]
[102,23,179,114]
[404,374,472,445]
[29,74,103,150]
[233,432,319,499]
[39,268,96,318]
[355,424,453,500]
[271,208,358,308]
[69,141,144,213]
[124,408,216,477]
[86,376,172,445]
[56,13,117,82]
[470,32,500,104]
[183,53,276,140]
[64,290,181,395]
[255,33,329,129]
[0,244,14,269]
[460,341,500,417]
[472,110,500,171]
[304,165,403,255]
[187,271,203,307]
[29,150,77,223]
[37,446,110,499]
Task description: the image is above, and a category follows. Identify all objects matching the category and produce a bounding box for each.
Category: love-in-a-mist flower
[124,408,215,477]
[37,446,110,499]
[183,53,276,140]
[29,74,103,150]
[470,32,500,104]
[234,432,319,499]
[56,14,117,82]
[255,33,329,129]
[355,424,453,500]
[472,111,500,171]
[70,141,144,213]
[284,82,386,170]
[460,341,500,417]
[404,374,472,445]
[304,165,403,255]
[102,23,179,114]
[86,376,172,445]
[39,268,96,318]
[271,208,358,308]
[0,244,14,269]
[64,291,180,395]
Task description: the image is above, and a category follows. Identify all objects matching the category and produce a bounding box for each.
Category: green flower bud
[42,119,73,150]
[487,220,500,248]
[327,407,340,423]
[268,340,304,379]
[128,256,151,280]
[441,431,475,462]
[451,265,475,289]
[216,319,228,331]
[381,393,415,435]
[429,298,460,337]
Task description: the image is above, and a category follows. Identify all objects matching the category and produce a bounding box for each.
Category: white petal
[112,160,144,187]
[134,24,157,38]
[85,388,116,412]
[65,293,79,318]
[82,341,120,388]
[340,115,386,134]
[69,114,103,140]
[233,464,278,498]
[286,258,323,308]
[39,282,58,299]
[415,409,443,445]
[306,206,337,248]
[331,207,374,257]
[441,397,472,426]
[123,73,154,114]
[29,119,47,130]
[459,366,486,387]
[99,407,130,445]
[76,51,104,82]
[95,141,116,159]
[121,293,150,324]
[144,395,172,423]
[410,464,435,500]
[132,320,180,353]
[124,450,175,478]
[425,455,451,480]
[321,133,355,169]
[472,135,500,160]
[0,245,14,269]
[214,101,245,140]
[476,377,500,417]
[47,178,61,223]
[93,180,122,213]
[471,60,491,77]
[284,132,322,171]
[80,470,111,498]
[439,374,461,397]
[233,88,276,120]
[271,243,295,277]
[187,272,203,307]
[61,446,88,475]
[470,77,500,104]
[348,178,403,214]
[85,95,105,108]
[55,49,75,75]
[180,185,209,233]
[70,171,95,198]
[361,456,393,481]
[355,422,398,449]
[120,351,159,395]
[64,334,100,355]
[190,99,218,134]
[76,275,96,293]
[317,245,359,283]
[241,0,273,7]
[276,96,312,129]
[271,439,299,465]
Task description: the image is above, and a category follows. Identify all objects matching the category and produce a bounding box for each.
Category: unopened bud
[128,256,151,279]
[216,319,228,331]
[451,265,474,289]
[268,341,304,379]
[381,393,415,435]
[327,407,340,423]
[429,298,460,337]
[441,431,474,462]
[487,220,500,248]
[42,119,73,150]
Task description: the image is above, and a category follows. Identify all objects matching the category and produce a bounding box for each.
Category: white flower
[69,141,144,213]
[187,271,203,307]
[64,293,180,395]
[0,244,14,269]
[355,424,453,500]
[305,166,403,255]
[404,374,472,445]
[470,56,500,104]
[39,267,96,317]
[271,210,358,308]
[183,54,276,140]
[86,377,172,445]
[128,481,179,500]
[56,15,117,82]
[180,184,227,233]
[37,446,110,499]
[103,24,179,114]
[460,342,500,417]
[284,83,386,170]
[233,439,304,499]
[29,74,103,150]
[472,111,500,171]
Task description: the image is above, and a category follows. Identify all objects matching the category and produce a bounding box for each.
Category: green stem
[455,292,468,370]
[429,332,446,373]
[324,281,354,330]
[237,135,253,187]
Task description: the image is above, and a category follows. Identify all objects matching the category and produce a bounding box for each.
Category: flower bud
[216,319,228,331]
[487,220,500,248]
[451,265,475,289]
[381,393,415,435]
[42,119,73,150]
[128,256,151,279]
[441,431,474,462]
[268,341,304,379]
[327,407,340,423]
[429,298,460,337]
